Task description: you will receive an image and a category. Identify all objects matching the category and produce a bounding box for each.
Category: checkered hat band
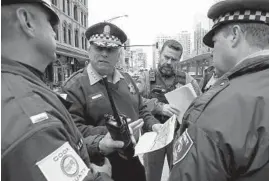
[89,34,121,45]
[213,10,269,26]
[92,41,119,47]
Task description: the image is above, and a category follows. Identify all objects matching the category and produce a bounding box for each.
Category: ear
[16,7,36,38]
[230,25,242,48]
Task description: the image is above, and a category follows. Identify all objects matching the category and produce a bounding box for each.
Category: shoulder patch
[173,129,193,165]
[36,142,89,181]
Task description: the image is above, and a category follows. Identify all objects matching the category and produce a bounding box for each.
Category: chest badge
[128,83,136,94]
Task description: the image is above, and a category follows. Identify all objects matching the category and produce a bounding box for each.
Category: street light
[105,14,128,23]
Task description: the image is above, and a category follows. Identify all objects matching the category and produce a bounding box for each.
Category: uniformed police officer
[1,1,113,181]
[169,0,269,180]
[62,22,160,181]
[136,39,201,181]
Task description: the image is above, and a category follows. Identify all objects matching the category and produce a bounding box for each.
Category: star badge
[103,25,111,36]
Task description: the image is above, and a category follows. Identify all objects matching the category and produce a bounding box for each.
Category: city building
[45,0,89,88]
[177,31,191,60]
[177,53,212,82]
[130,49,147,72]
[193,22,211,56]
[123,39,131,71]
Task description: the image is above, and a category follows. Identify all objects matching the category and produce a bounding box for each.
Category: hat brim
[203,23,227,48]
[42,3,59,26]
[203,29,215,48]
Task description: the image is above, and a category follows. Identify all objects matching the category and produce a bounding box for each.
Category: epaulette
[62,68,85,86]
[149,70,156,82]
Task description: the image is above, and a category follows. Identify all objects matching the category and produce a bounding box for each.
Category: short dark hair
[222,23,269,49]
[160,39,183,55]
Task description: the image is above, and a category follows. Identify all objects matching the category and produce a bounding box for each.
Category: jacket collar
[1,56,47,88]
[86,63,124,86]
[1,56,72,106]
[218,50,269,82]
[235,50,269,66]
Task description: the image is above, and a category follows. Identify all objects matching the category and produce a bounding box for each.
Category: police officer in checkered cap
[169,0,269,180]
[63,22,161,181]
[2,1,114,181]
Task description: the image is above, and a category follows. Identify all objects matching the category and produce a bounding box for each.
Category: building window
[75,29,79,47]
[84,0,86,5]
[81,12,83,26]
[68,28,72,45]
[63,22,67,43]
[67,0,70,15]
[81,36,84,49]
[62,0,66,12]
[52,0,57,6]
[74,5,78,21]
[55,26,59,41]
[84,14,87,27]
[85,38,87,50]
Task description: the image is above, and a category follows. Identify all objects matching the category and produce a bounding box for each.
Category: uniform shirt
[62,64,159,157]
[87,64,124,85]
[137,70,201,116]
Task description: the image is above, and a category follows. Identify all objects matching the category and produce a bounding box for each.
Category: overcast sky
[88,0,217,66]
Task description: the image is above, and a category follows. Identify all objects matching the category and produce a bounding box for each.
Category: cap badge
[103,25,111,36]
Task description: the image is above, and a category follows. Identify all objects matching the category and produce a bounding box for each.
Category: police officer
[1,1,113,181]
[137,39,201,181]
[169,0,269,180]
[62,22,160,181]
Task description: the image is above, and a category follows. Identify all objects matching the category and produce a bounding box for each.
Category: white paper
[165,83,197,124]
[135,115,177,155]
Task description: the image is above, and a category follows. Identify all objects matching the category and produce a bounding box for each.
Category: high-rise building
[193,22,211,56]
[177,31,191,60]
[46,0,89,88]
[131,49,147,72]
[123,39,131,71]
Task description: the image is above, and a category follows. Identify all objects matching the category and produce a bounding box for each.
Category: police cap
[86,22,127,48]
[203,0,269,48]
[2,0,59,26]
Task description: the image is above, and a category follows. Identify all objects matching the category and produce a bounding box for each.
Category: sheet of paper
[135,115,177,156]
[165,83,197,124]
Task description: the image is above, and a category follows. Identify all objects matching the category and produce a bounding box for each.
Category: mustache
[160,64,173,69]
